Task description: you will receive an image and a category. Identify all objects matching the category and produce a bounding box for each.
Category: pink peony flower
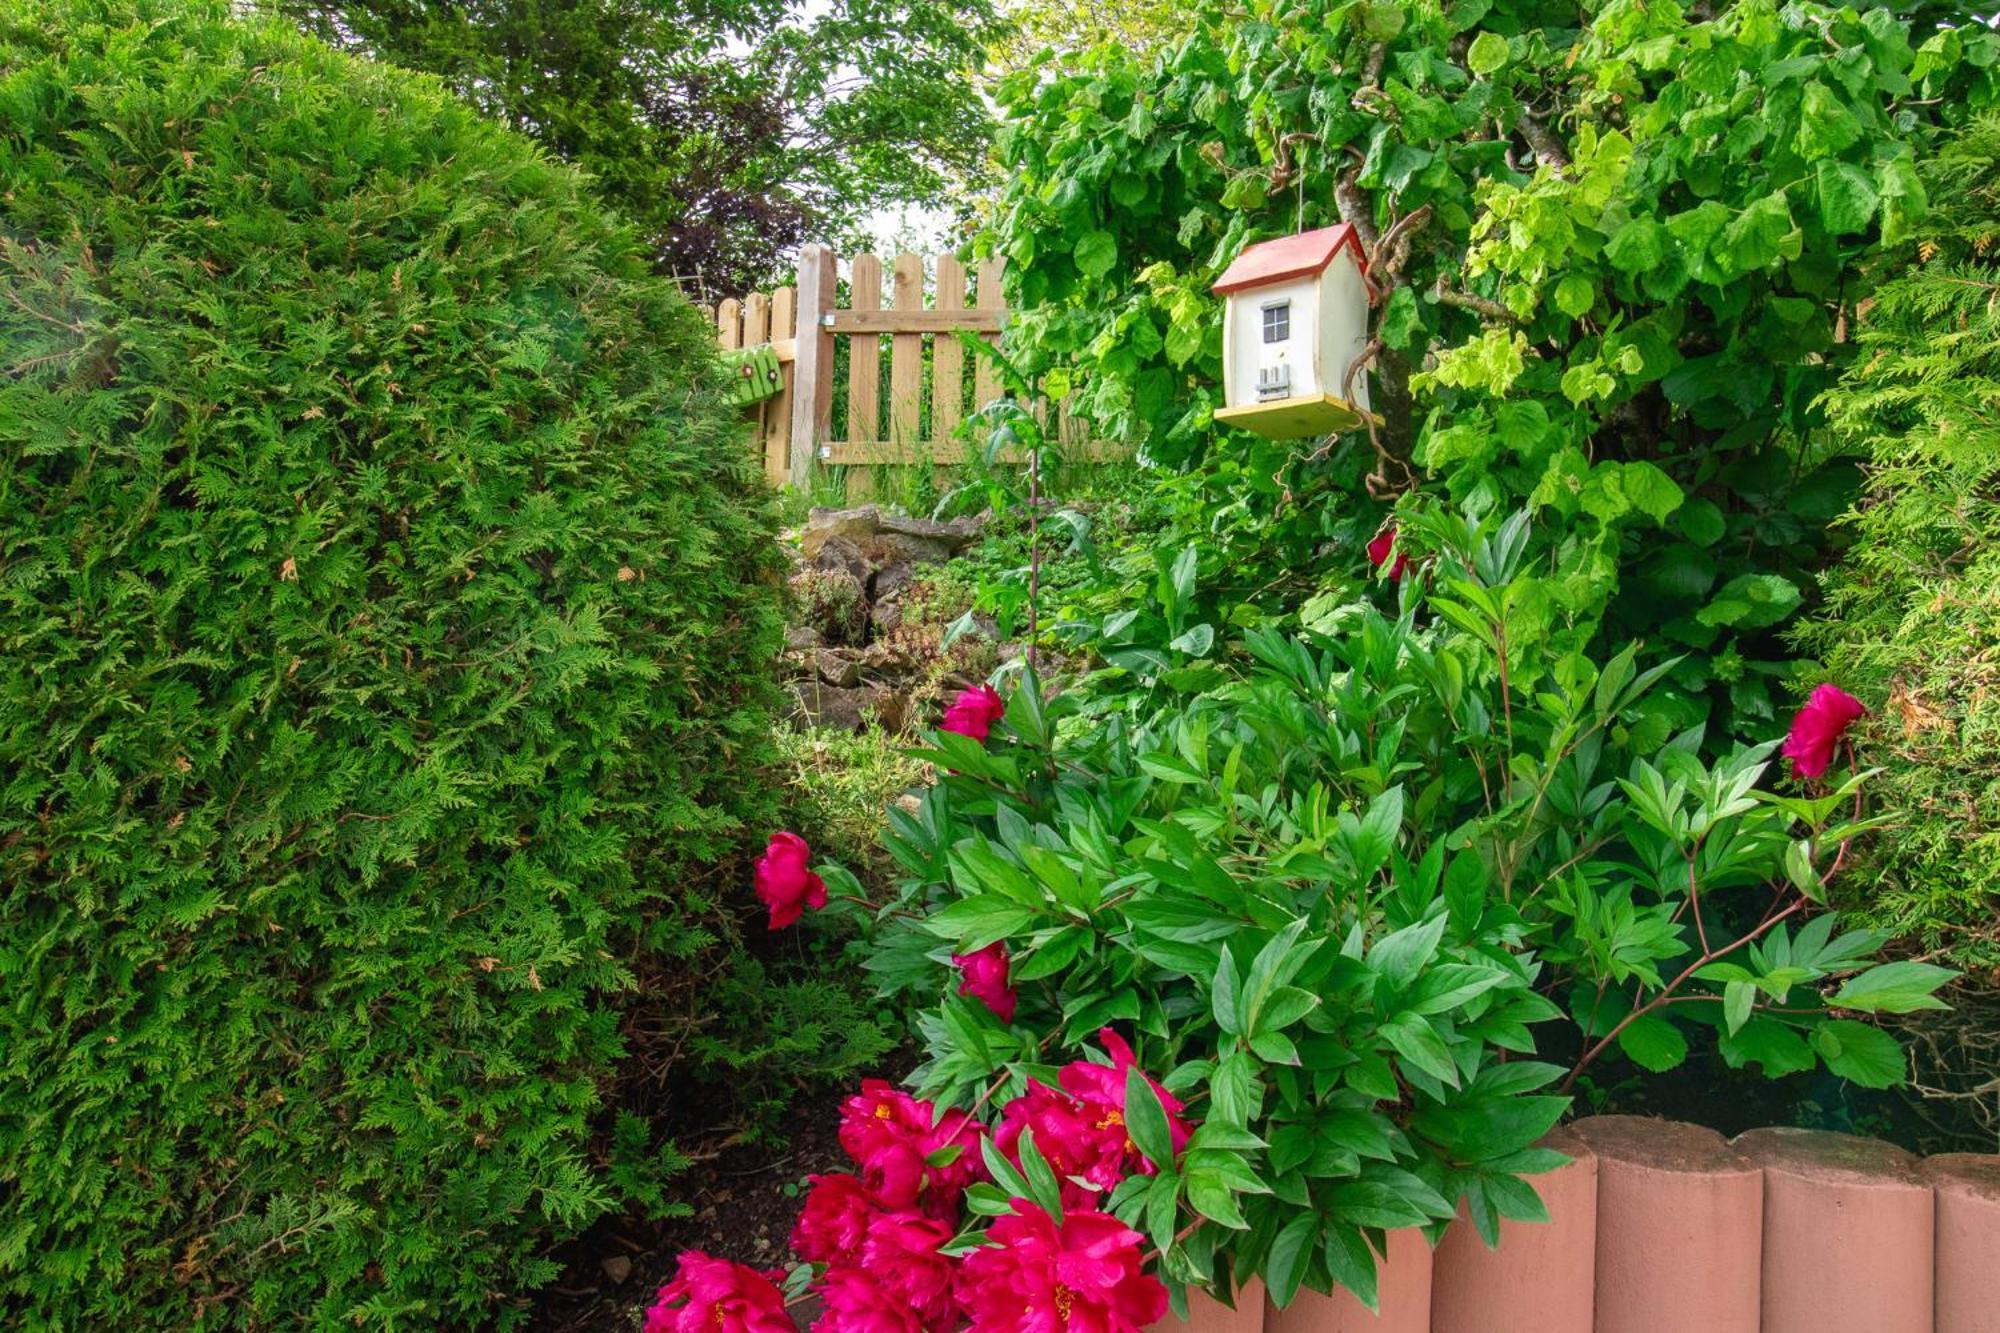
[860,1209,957,1326]
[996,1029,1191,1195]
[954,1200,1167,1333]
[1782,683,1867,780]
[993,1080,1113,1206]
[754,831,827,930]
[644,1251,792,1333]
[940,684,1006,743]
[952,942,1018,1023]
[1367,529,1409,580]
[791,1173,877,1266]
[811,1267,932,1332]
[837,1080,984,1217]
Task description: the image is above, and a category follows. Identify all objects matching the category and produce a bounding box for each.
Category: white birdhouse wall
[1319,257,1372,412]
[1223,275,1321,410]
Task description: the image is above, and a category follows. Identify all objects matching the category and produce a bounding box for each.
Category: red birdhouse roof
[1211,223,1369,296]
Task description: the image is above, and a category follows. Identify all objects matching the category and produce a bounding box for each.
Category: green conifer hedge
[1801,116,2000,972]
[0,0,784,1323]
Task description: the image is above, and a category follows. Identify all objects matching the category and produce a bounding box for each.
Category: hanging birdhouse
[1211,223,1377,440]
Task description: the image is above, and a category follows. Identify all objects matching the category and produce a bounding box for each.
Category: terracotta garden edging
[1148,1116,1992,1333]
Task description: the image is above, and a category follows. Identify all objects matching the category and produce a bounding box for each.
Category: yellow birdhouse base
[1214,393,1371,440]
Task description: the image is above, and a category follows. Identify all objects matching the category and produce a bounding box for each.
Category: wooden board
[827,308,1002,334]
[889,252,925,453]
[846,253,882,447]
[765,286,795,484]
[973,259,1004,414]
[933,255,966,444]
[1213,393,1369,440]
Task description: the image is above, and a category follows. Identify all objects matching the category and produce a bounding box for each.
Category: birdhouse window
[1261,300,1291,344]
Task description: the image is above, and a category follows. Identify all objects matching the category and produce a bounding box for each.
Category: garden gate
[706,246,1110,491]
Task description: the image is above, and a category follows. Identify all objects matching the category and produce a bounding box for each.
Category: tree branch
[1334,163,1380,254]
[1432,274,1524,324]
[1516,110,1570,176]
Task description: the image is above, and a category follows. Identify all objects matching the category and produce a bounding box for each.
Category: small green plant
[846,509,1950,1310]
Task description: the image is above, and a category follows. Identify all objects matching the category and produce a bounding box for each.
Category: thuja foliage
[983,0,2000,737]
[853,513,1951,1312]
[1797,114,2000,969]
[0,1,785,1324]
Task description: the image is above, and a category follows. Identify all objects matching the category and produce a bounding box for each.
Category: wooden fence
[707,245,1105,491]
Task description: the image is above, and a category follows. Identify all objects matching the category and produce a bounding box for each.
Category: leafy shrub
[850,512,1949,1311]
[1798,115,2000,969]
[0,1,785,1323]
[982,0,2000,739]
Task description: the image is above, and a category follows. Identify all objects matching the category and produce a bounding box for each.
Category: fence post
[788,245,837,489]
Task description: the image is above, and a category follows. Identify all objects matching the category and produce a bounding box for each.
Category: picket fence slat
[765,286,795,483]
[933,255,966,444]
[889,252,924,452]
[847,253,882,449]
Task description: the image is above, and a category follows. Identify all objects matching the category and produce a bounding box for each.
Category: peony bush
[711,515,1951,1327]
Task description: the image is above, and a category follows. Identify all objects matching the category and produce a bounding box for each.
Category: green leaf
[1795,83,1863,161]
[1605,216,1667,275]
[1717,194,1796,278]
[1698,573,1803,629]
[1265,1213,1318,1308]
[1467,30,1510,76]
[1813,1019,1905,1088]
[1368,915,1446,991]
[1617,1013,1689,1072]
[1330,1180,1432,1229]
[1323,1225,1380,1311]
[1185,1167,1250,1228]
[1076,229,1119,280]
[1014,1127,1067,1219]
[1814,159,1879,237]
[1879,156,1929,246]
[925,897,1039,950]
[1723,979,1756,1035]
[1554,274,1596,317]
[1620,461,1683,524]
[1378,285,1421,350]
[1013,925,1090,981]
[1381,1012,1459,1086]
[1145,1169,1180,1253]
[1832,961,1956,1014]
[1718,1017,1816,1077]
[1125,1065,1177,1170]
[1212,943,1242,1036]
[1211,1049,1261,1126]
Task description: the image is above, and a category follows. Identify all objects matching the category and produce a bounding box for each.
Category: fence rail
[707,246,1108,491]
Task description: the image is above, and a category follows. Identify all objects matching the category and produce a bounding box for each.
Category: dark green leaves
[1816,158,1880,235]
[1076,229,1119,280]
[1617,1013,1689,1072]
[1125,1065,1178,1170]
[1812,1020,1906,1088]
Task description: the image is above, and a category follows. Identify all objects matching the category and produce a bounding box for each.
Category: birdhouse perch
[1211,223,1378,440]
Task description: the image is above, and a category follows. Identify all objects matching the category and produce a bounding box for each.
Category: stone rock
[870,561,916,605]
[879,510,985,551]
[796,505,883,559]
[808,533,871,584]
[813,648,862,688]
[600,1254,632,1285]
[784,624,822,652]
[870,601,903,636]
[792,679,907,733]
